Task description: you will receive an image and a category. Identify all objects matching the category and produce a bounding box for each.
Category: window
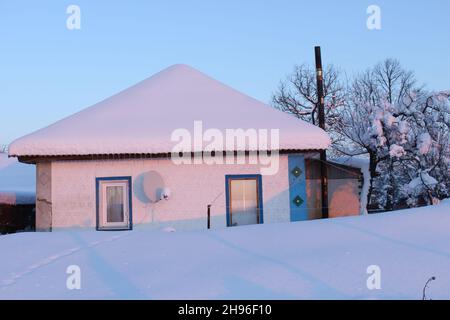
[96,177,132,230]
[226,175,263,227]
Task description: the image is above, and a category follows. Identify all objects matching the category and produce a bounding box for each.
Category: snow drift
[0,201,449,299]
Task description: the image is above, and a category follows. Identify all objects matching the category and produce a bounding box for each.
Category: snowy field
[0,201,449,300]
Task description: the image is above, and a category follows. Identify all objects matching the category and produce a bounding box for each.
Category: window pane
[230,179,258,226]
[106,186,124,223]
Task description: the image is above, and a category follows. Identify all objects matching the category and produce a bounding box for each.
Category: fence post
[207,205,211,229]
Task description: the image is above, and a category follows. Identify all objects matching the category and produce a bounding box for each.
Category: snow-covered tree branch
[273,59,450,212]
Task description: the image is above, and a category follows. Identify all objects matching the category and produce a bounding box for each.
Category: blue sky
[1,0,449,144]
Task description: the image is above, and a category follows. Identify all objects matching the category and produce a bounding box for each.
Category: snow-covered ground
[0,201,449,300]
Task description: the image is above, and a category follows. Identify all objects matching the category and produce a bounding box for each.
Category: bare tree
[373,59,416,105]
[272,64,346,129]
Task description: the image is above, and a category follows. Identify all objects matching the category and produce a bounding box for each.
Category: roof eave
[15,148,327,164]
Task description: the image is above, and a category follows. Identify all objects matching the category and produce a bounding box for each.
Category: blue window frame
[225,174,263,227]
[95,176,133,231]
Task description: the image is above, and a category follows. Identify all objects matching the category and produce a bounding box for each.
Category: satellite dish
[142,171,166,203]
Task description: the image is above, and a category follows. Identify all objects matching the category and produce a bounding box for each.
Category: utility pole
[315,46,329,219]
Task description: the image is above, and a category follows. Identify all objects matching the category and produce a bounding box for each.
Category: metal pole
[315,46,329,219]
[207,205,211,229]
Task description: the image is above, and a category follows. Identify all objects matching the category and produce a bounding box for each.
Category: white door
[98,180,130,230]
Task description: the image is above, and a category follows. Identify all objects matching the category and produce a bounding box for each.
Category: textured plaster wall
[48,155,291,230]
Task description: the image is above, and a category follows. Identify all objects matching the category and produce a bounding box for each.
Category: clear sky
[1,0,449,144]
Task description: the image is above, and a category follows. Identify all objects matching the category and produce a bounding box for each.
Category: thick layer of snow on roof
[332,156,370,215]
[0,201,449,299]
[0,153,35,205]
[9,64,330,157]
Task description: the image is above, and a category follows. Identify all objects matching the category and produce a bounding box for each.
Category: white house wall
[49,155,291,231]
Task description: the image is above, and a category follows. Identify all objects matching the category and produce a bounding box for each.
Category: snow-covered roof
[9,64,330,157]
[0,153,35,205]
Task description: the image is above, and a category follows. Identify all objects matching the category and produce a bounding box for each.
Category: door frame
[225,174,264,227]
[95,176,133,231]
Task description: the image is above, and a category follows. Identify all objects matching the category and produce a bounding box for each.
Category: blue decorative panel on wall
[288,154,308,221]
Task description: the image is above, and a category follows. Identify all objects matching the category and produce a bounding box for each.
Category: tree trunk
[366,151,378,212]
[385,159,395,211]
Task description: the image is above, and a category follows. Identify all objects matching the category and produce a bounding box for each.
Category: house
[8,64,364,232]
[0,152,36,233]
